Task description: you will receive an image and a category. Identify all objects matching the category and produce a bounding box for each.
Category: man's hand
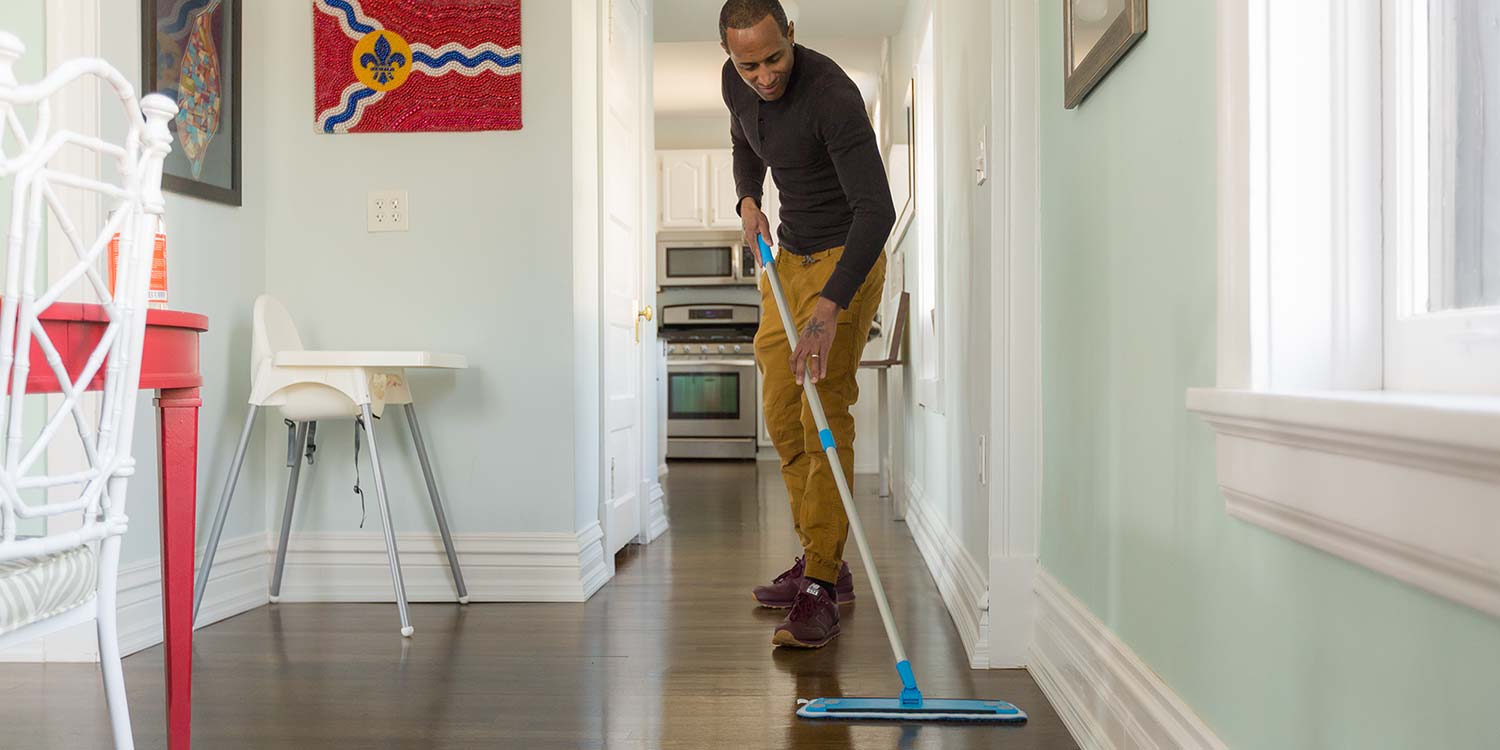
[741,197,773,258]
[791,297,839,385]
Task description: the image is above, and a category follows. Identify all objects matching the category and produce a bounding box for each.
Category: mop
[756,236,1028,724]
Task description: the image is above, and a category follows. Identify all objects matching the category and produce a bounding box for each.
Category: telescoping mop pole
[756,235,1026,723]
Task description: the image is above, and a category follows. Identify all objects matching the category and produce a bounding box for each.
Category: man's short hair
[719,0,790,46]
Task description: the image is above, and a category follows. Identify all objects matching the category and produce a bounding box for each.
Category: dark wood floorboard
[0,461,1078,749]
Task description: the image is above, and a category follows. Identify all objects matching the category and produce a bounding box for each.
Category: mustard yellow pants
[754,246,886,584]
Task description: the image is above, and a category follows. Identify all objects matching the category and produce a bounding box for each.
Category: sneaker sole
[754,593,856,609]
[772,626,841,649]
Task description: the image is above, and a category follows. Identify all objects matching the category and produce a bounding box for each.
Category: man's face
[722,15,796,102]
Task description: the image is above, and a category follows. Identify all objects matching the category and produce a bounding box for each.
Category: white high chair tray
[273,351,468,369]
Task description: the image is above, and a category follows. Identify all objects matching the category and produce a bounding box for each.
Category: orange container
[107,223,168,309]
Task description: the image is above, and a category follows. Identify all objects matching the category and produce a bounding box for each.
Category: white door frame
[985,0,1041,670]
[593,0,661,562]
[635,0,667,545]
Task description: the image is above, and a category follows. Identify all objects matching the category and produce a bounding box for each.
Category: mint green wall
[1037,1,1500,748]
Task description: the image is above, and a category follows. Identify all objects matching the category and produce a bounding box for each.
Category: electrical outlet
[367,190,409,232]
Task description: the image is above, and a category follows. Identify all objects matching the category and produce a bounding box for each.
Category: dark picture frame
[141,0,242,206]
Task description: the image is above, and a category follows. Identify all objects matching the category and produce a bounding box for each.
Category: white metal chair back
[0,30,176,563]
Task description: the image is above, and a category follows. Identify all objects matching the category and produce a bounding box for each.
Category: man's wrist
[738,195,761,215]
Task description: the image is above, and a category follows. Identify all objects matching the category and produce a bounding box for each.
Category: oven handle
[667,359,757,368]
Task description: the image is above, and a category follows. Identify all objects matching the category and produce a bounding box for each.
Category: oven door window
[666,247,734,279]
[668,371,741,419]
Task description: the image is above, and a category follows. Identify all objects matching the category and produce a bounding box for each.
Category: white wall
[884,0,996,663]
[655,114,731,150]
[257,1,589,538]
[889,0,993,563]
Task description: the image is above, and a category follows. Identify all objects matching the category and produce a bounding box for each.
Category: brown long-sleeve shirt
[722,44,895,309]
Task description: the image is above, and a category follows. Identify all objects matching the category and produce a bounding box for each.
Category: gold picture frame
[1063,0,1147,109]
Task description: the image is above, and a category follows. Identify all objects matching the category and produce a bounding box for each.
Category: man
[719,0,896,648]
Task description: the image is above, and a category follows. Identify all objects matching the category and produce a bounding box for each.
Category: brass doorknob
[635,305,654,343]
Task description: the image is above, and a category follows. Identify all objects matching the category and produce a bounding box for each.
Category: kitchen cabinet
[659,148,779,234]
[660,151,709,229]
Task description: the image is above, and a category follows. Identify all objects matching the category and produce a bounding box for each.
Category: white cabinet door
[660,151,708,229]
[708,151,741,229]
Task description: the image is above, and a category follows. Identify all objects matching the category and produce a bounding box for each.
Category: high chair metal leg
[194,405,259,625]
[403,403,469,604]
[362,405,414,637]
[269,422,310,603]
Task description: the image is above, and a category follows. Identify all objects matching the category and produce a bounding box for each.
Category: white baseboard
[1031,569,1227,750]
[274,523,612,603]
[900,476,990,669]
[0,532,272,663]
[641,481,669,544]
[122,533,273,656]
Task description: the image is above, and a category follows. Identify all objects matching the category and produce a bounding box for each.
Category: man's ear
[721,40,730,56]
[786,21,795,45]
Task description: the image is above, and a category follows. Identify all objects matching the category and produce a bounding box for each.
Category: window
[1189,0,1500,622]
[1386,0,1500,393]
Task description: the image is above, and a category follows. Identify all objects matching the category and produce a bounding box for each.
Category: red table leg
[156,387,201,750]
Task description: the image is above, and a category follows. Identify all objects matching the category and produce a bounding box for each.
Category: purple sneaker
[752,557,855,608]
[772,581,841,648]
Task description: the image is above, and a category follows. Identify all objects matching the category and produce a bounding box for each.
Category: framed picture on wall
[141,0,242,206]
[1063,0,1147,109]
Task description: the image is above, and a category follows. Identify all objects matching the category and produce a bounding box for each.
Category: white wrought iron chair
[0,31,177,750]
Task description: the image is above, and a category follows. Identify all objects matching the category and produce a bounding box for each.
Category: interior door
[603,0,647,556]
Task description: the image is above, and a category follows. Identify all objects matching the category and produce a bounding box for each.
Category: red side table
[31,302,207,750]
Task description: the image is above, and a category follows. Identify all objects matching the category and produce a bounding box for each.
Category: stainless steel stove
[661,304,759,460]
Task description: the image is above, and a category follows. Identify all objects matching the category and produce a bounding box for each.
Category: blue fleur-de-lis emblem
[360,34,407,85]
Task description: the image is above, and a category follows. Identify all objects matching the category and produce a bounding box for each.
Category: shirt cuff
[734,194,762,216]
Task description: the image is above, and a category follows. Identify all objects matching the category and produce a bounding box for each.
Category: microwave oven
[657,239,760,287]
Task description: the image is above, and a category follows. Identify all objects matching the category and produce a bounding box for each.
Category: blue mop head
[796,697,1028,723]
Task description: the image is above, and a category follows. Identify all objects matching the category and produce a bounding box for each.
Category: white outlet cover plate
[368,190,409,232]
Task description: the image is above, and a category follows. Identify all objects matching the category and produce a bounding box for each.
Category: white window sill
[1186,388,1500,618]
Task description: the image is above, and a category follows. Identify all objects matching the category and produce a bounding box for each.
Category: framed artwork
[141,0,242,206]
[312,0,523,134]
[1063,0,1147,109]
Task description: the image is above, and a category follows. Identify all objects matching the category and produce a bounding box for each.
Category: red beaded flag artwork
[313,0,522,133]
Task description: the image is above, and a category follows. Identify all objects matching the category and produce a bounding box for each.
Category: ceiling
[655,38,885,117]
[653,0,910,43]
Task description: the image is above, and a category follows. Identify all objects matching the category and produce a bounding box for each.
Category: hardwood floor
[0,461,1077,749]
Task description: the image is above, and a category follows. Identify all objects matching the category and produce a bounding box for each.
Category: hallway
[0,462,1074,748]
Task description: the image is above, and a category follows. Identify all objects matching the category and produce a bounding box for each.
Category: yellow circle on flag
[351,30,413,92]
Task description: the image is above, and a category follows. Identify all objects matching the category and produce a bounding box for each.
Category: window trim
[1192,0,1500,620]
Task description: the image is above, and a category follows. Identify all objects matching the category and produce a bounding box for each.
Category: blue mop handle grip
[756,234,776,268]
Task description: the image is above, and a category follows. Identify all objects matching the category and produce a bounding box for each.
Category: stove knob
[700,345,709,354]
[718,345,727,353]
[733,344,743,353]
